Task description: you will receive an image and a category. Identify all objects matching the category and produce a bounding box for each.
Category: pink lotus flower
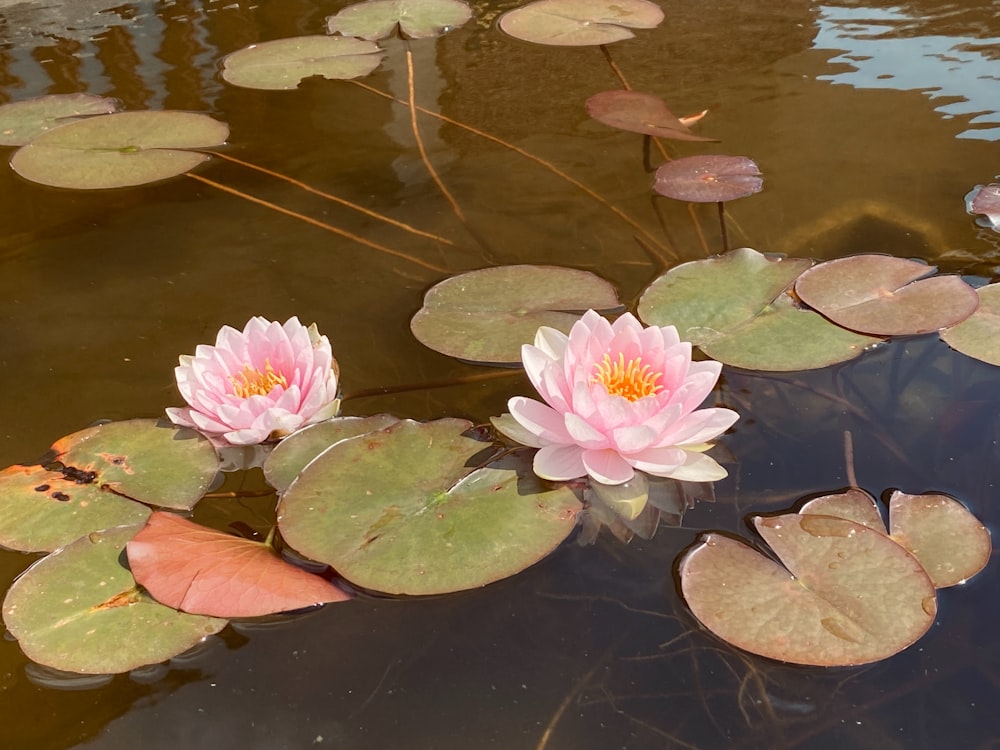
[166,317,340,446]
[494,310,738,485]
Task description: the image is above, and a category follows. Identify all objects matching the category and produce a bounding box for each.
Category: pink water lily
[495,310,738,485]
[166,316,340,446]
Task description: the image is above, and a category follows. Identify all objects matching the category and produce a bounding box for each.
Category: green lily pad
[585,90,717,142]
[498,0,663,46]
[263,414,401,492]
[637,248,879,371]
[411,265,621,365]
[0,93,118,147]
[679,514,937,667]
[277,419,582,595]
[221,36,384,91]
[10,110,229,189]
[654,155,763,203]
[326,0,472,40]
[940,282,1000,366]
[794,255,979,336]
[0,419,218,552]
[3,525,227,674]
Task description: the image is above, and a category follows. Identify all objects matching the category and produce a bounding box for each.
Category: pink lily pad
[585,91,717,141]
[654,155,763,203]
[127,512,351,618]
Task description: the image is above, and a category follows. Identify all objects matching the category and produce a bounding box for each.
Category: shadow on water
[1,0,999,747]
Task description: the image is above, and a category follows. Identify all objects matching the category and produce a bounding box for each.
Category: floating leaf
[10,111,229,189]
[327,0,472,40]
[965,183,1000,231]
[887,491,991,588]
[638,248,878,371]
[799,487,885,532]
[585,91,717,141]
[794,255,978,336]
[0,94,118,147]
[127,512,350,618]
[680,515,937,666]
[3,525,226,674]
[0,420,218,552]
[221,36,384,90]
[411,265,621,365]
[264,415,401,492]
[278,419,581,595]
[499,0,663,46]
[654,155,763,203]
[940,282,1000,366]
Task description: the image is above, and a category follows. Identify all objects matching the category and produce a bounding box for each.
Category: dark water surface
[0,0,999,747]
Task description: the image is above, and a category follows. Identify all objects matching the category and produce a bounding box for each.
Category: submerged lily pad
[965,183,1000,231]
[0,94,118,147]
[327,0,472,40]
[10,110,229,189]
[127,512,351,618]
[940,282,1000,366]
[277,418,581,595]
[586,91,716,141]
[411,265,621,365]
[221,36,383,91]
[794,255,978,336]
[638,248,878,371]
[3,525,226,674]
[0,420,218,552]
[654,155,762,203]
[499,0,663,46]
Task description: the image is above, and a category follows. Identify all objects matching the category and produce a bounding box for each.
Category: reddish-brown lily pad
[654,155,763,203]
[965,183,1000,231]
[585,91,717,141]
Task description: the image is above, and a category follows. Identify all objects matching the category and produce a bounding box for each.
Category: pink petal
[533,444,587,481]
[657,407,738,447]
[508,397,573,444]
[628,445,687,476]
[564,412,611,449]
[610,424,658,453]
[581,449,635,485]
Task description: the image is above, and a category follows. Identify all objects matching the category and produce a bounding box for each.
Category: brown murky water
[0,0,998,747]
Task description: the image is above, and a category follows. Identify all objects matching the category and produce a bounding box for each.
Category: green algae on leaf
[411,265,621,365]
[3,525,226,675]
[221,36,384,90]
[327,0,472,40]
[10,110,229,189]
[499,0,663,46]
[277,419,581,595]
[0,93,118,147]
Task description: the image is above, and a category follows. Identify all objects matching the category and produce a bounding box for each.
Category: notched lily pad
[940,282,1000,366]
[10,110,229,189]
[965,183,1000,232]
[221,36,384,91]
[585,91,716,141]
[499,0,663,47]
[277,418,582,595]
[654,155,762,203]
[411,265,621,365]
[127,512,351,618]
[0,93,118,147]
[327,0,472,40]
[3,525,226,674]
[794,255,979,336]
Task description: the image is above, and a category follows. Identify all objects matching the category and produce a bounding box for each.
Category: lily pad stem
[717,201,729,253]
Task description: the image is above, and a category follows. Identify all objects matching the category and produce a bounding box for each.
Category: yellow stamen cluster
[231,358,287,399]
[591,353,664,402]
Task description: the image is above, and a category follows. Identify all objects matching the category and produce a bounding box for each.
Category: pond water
[1,0,999,747]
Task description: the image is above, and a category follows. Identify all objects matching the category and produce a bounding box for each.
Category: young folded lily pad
[940,282,1000,366]
[221,36,384,90]
[410,265,621,365]
[499,0,663,46]
[10,110,229,189]
[585,91,716,141]
[965,183,1000,232]
[0,93,118,146]
[326,0,472,40]
[3,525,227,674]
[793,255,979,336]
[653,155,763,203]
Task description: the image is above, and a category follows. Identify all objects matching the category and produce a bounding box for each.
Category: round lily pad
[940,282,1000,366]
[799,487,885,532]
[585,91,716,141]
[410,265,621,365]
[277,418,582,595]
[0,93,118,147]
[965,183,1000,231]
[3,525,227,674]
[221,36,384,91]
[654,155,763,203]
[10,110,229,189]
[326,0,472,40]
[499,0,663,46]
[794,255,979,336]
